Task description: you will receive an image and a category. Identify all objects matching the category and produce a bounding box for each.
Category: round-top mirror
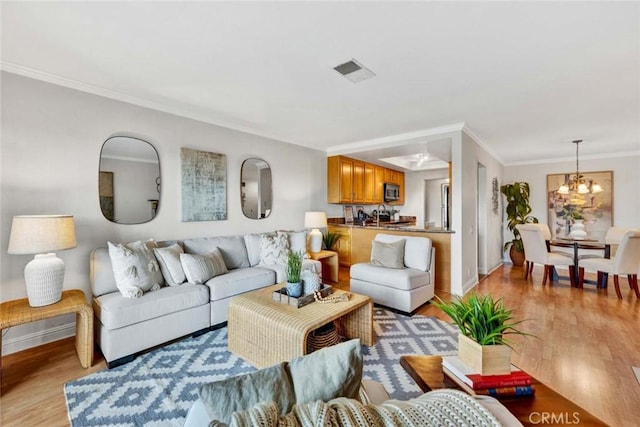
[99,136,160,224]
[241,158,272,219]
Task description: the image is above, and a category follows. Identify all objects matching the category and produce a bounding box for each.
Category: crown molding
[461,125,505,166]
[0,61,296,146]
[504,150,640,167]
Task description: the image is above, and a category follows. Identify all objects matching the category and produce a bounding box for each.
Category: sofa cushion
[181,249,228,284]
[370,239,405,269]
[205,267,275,301]
[93,283,209,330]
[350,263,430,291]
[287,339,363,404]
[258,233,289,265]
[198,363,295,425]
[183,236,250,269]
[375,234,432,271]
[107,239,164,298]
[153,243,186,286]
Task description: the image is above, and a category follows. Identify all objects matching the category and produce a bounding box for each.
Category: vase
[509,245,525,267]
[569,219,587,239]
[457,333,511,375]
[301,269,321,295]
[285,281,303,298]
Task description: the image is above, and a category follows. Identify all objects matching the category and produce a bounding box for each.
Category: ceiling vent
[333,59,375,83]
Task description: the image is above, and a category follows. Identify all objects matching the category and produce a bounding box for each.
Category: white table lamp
[8,215,77,307]
[305,211,327,253]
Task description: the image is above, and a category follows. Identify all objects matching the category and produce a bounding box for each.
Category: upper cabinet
[327,155,404,205]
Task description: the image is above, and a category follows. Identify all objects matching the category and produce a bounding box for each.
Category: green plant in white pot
[285,250,304,298]
[434,294,532,375]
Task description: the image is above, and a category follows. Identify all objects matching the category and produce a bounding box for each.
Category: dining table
[549,237,610,287]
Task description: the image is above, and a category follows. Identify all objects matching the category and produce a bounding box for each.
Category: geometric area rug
[64,307,458,426]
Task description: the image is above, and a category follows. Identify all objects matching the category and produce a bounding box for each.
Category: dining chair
[517,224,575,286]
[578,230,640,298]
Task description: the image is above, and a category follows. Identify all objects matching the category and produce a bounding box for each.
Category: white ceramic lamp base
[309,228,323,253]
[24,253,65,307]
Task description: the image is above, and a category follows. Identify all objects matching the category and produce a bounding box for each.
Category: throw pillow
[278,230,309,258]
[153,243,186,286]
[180,248,228,284]
[370,239,405,269]
[107,239,163,298]
[287,338,363,405]
[258,233,289,265]
[198,362,295,425]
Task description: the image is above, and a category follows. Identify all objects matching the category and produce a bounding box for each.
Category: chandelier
[557,140,603,195]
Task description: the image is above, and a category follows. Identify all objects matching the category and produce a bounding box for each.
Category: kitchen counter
[327,224,453,293]
[329,223,455,234]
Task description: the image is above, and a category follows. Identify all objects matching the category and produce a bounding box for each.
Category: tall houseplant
[500,182,538,266]
[434,294,532,375]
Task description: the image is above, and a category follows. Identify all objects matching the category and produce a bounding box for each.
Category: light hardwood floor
[1,264,639,426]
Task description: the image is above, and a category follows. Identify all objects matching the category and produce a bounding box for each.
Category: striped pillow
[180,248,228,284]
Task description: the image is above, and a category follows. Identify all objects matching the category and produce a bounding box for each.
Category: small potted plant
[322,230,341,251]
[500,182,538,266]
[433,294,532,375]
[285,250,304,297]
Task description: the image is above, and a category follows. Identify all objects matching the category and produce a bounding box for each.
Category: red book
[442,356,532,390]
[466,371,532,389]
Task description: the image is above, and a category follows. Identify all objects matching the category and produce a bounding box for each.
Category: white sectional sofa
[90,232,321,368]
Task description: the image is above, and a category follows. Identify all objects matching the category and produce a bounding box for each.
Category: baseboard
[2,322,76,355]
[487,262,503,275]
[462,277,479,295]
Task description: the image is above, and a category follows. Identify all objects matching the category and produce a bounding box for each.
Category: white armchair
[349,233,435,315]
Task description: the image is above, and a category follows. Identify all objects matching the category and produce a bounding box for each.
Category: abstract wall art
[181,148,227,221]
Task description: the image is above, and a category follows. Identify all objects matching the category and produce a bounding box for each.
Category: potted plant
[433,294,532,375]
[500,181,538,266]
[285,250,304,297]
[322,230,341,251]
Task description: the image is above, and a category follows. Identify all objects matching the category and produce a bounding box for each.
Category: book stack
[442,356,535,398]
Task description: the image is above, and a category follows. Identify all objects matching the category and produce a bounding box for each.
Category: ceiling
[2,2,639,168]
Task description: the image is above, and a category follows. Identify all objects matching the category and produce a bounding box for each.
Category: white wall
[450,131,504,295]
[503,154,640,261]
[423,178,449,227]
[403,169,448,226]
[0,72,328,353]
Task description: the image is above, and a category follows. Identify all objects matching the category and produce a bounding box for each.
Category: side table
[1,289,93,381]
[309,250,339,283]
[400,355,607,427]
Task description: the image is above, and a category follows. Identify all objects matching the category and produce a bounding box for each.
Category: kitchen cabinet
[328,225,351,267]
[328,156,403,205]
[328,156,366,203]
[364,164,384,204]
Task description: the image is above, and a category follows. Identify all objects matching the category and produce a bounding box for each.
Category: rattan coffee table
[228,284,373,368]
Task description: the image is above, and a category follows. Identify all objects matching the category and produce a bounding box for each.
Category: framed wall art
[546,171,613,241]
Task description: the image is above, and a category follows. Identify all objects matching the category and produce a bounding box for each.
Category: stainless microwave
[384,183,400,202]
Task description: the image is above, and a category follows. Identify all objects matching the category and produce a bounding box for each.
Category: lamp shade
[304,211,327,229]
[8,215,77,254]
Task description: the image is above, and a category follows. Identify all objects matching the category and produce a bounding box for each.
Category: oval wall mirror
[241,158,272,219]
[99,136,160,224]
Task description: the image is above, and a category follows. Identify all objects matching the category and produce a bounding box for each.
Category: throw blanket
[212,390,502,427]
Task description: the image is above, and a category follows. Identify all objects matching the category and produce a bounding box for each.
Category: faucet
[376,203,386,227]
